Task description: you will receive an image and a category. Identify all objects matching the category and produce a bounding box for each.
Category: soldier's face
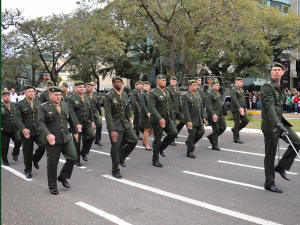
[113,80,122,90]
[25,89,35,99]
[138,83,144,90]
[212,83,220,91]
[197,79,202,86]
[85,85,93,93]
[189,83,198,92]
[207,79,212,84]
[143,84,150,91]
[235,80,243,88]
[75,85,85,95]
[170,80,177,87]
[157,78,166,88]
[46,84,53,91]
[2,94,10,103]
[201,65,205,70]
[271,67,284,80]
[50,92,62,104]
[61,85,68,92]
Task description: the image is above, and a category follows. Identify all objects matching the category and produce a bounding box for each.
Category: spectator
[256,90,261,110]
[285,90,292,113]
[17,91,25,101]
[293,92,299,115]
[10,88,18,102]
[298,97,300,114]
[252,91,257,109]
[244,90,250,109]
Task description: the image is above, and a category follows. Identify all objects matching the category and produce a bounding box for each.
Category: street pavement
[2,121,300,225]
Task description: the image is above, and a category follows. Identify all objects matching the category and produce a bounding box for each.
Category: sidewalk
[248,109,300,119]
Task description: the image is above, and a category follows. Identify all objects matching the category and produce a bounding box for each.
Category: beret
[137,80,144,84]
[206,76,212,80]
[156,74,167,79]
[188,80,197,84]
[62,82,68,87]
[85,83,95,86]
[74,81,85,86]
[112,76,123,82]
[211,80,220,85]
[2,91,10,96]
[171,76,177,81]
[49,86,63,93]
[235,77,243,81]
[46,80,54,85]
[143,81,151,85]
[24,85,36,91]
[272,62,284,70]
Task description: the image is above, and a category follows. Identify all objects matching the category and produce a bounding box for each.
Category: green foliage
[225,112,253,122]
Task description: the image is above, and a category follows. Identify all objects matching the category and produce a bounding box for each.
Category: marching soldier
[149,75,178,167]
[14,85,45,178]
[105,76,138,179]
[131,81,144,140]
[38,86,80,195]
[85,83,103,146]
[205,77,213,94]
[68,82,95,167]
[230,77,249,144]
[166,76,185,146]
[1,91,22,166]
[261,62,300,193]
[61,82,72,102]
[40,80,54,103]
[196,77,206,108]
[198,64,209,77]
[182,80,207,158]
[205,80,226,150]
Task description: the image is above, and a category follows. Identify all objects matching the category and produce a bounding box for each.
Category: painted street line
[102,174,280,225]
[76,202,132,225]
[178,134,208,140]
[182,171,264,190]
[1,165,32,181]
[217,160,297,175]
[90,150,130,160]
[59,159,86,169]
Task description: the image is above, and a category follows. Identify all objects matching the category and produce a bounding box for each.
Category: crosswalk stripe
[1,165,32,181]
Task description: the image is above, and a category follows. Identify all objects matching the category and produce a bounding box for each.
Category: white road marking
[59,159,86,169]
[76,202,132,225]
[1,165,32,181]
[182,171,264,190]
[177,134,208,140]
[90,150,130,160]
[217,160,297,175]
[102,174,280,225]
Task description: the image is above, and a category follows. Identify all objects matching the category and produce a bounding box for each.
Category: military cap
[196,77,202,80]
[74,81,85,86]
[85,83,95,86]
[143,81,151,85]
[188,80,197,84]
[49,86,63,93]
[206,76,212,80]
[201,63,205,66]
[137,80,144,84]
[24,85,36,91]
[46,80,54,85]
[112,76,123,82]
[171,76,177,81]
[62,82,69,87]
[156,74,167,79]
[211,80,220,85]
[2,91,10,96]
[272,62,284,70]
[235,77,243,81]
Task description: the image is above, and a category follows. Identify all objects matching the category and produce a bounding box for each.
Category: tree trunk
[31,66,36,86]
[169,39,176,76]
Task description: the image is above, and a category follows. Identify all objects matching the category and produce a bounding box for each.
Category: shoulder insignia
[268,81,271,84]
[41,102,48,105]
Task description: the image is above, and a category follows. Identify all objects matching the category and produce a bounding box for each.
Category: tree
[1,8,23,31]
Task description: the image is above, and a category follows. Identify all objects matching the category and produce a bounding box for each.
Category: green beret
[272,62,284,70]
[85,83,95,86]
[135,82,138,85]
[2,91,10,96]
[188,80,197,84]
[156,74,167,79]
[143,81,151,85]
[235,77,243,81]
[136,80,143,84]
[74,81,85,86]
[171,76,177,81]
[62,82,69,87]
[49,86,63,93]
[207,77,212,80]
[46,80,54,85]
[196,77,202,80]
[112,76,123,82]
[201,63,205,66]
[24,85,36,91]
[211,80,220,85]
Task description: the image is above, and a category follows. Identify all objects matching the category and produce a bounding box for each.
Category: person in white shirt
[10,88,18,102]
[17,91,25,101]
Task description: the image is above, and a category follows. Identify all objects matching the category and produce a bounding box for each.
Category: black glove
[276,123,289,137]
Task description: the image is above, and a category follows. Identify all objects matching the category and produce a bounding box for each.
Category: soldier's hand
[212,114,218,122]
[159,119,166,128]
[1,128,2,130]
[187,122,193,130]
[77,124,82,133]
[92,122,95,129]
[22,129,30,139]
[100,116,102,122]
[129,118,133,124]
[203,119,207,125]
[239,108,245,116]
[47,134,55,145]
[276,123,289,137]
[74,133,79,142]
[110,131,118,142]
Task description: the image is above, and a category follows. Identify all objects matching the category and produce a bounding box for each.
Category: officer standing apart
[38,86,80,195]
[205,80,226,150]
[182,80,207,158]
[105,76,138,179]
[261,62,300,193]
[198,64,209,77]
[230,77,249,144]
[1,91,22,166]
[14,85,45,178]
[166,76,185,146]
[68,82,95,167]
[149,75,178,167]
[85,83,103,146]
[61,82,72,102]
[131,81,144,140]
[40,80,54,103]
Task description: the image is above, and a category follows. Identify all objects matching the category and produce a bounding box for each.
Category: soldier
[131,81,144,140]
[261,62,300,193]
[68,82,95,167]
[85,83,103,146]
[199,64,209,77]
[61,82,71,102]
[38,86,80,195]
[149,74,178,167]
[182,80,207,158]
[104,76,138,179]
[205,80,226,150]
[40,80,54,103]
[1,91,22,166]
[205,77,213,94]
[166,76,185,146]
[230,77,249,144]
[196,77,206,109]
[14,85,45,178]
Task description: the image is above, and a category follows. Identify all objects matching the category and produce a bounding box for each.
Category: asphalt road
[2,122,300,225]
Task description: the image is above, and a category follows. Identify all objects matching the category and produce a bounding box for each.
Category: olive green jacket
[104,89,132,132]
[1,102,18,132]
[131,89,142,112]
[139,90,150,118]
[182,90,207,126]
[205,90,223,117]
[149,87,173,125]
[230,85,247,113]
[68,93,94,129]
[40,90,50,103]
[84,92,102,119]
[199,69,209,76]
[197,87,206,108]
[260,78,292,133]
[166,85,182,114]
[61,91,72,102]
[38,101,78,144]
[14,98,42,136]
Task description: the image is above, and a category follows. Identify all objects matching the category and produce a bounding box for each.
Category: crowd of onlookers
[244,90,262,110]
[2,87,43,102]
[282,88,300,114]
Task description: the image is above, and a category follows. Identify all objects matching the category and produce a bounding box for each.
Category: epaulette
[40,102,48,105]
[267,81,271,84]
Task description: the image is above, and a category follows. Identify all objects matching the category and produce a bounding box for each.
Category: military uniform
[1,101,22,165]
[230,84,249,142]
[14,96,45,175]
[61,91,72,102]
[199,68,209,76]
[68,92,95,163]
[104,86,138,176]
[139,90,151,128]
[39,90,50,103]
[149,86,178,164]
[38,97,78,190]
[205,86,226,149]
[131,87,142,138]
[261,78,300,189]
[182,89,206,156]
